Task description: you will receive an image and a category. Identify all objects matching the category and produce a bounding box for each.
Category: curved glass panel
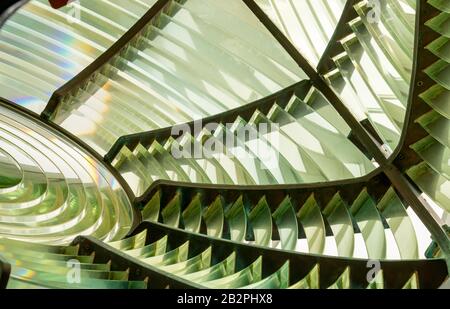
[47,0,308,155]
[0,104,134,245]
[0,0,156,114]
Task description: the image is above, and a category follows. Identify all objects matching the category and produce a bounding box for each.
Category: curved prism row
[112,88,375,197]
[138,181,435,260]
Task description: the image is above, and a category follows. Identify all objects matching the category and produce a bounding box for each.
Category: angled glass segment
[0,0,448,291]
[160,247,212,276]
[0,104,134,245]
[429,0,450,13]
[425,10,450,42]
[49,0,308,155]
[377,188,419,259]
[182,252,236,283]
[350,189,386,259]
[289,264,320,289]
[255,0,347,66]
[248,197,272,247]
[323,194,354,257]
[140,241,190,266]
[201,256,262,288]
[407,162,450,213]
[420,85,450,119]
[402,272,419,289]
[225,196,247,243]
[366,270,384,289]
[324,0,416,153]
[142,190,161,222]
[108,230,147,251]
[241,261,289,289]
[161,193,182,228]
[181,193,202,233]
[328,267,351,289]
[297,195,326,254]
[272,197,298,251]
[113,87,376,197]
[0,0,156,114]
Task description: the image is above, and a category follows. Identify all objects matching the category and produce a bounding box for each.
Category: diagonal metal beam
[40,0,171,121]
